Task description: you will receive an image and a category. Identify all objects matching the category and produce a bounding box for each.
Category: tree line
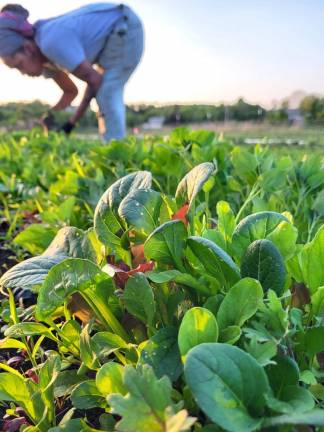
[0,96,323,130]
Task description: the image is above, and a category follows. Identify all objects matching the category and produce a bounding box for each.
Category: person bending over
[0,3,144,140]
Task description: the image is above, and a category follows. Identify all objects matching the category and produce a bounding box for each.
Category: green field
[0,128,323,431]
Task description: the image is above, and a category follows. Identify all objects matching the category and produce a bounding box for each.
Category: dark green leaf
[187,236,240,288]
[118,188,162,235]
[140,327,182,381]
[184,343,271,432]
[240,239,286,295]
[144,220,187,271]
[123,273,156,327]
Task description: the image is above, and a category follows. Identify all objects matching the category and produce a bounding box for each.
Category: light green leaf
[4,322,56,341]
[219,325,242,344]
[311,286,324,319]
[267,221,298,260]
[300,225,324,293]
[80,324,101,370]
[175,162,214,209]
[0,373,43,424]
[96,362,126,397]
[217,200,235,244]
[244,338,277,367]
[0,337,27,350]
[178,307,218,361]
[108,365,180,432]
[13,224,56,255]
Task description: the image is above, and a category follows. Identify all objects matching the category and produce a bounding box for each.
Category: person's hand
[60,121,76,135]
[40,111,57,133]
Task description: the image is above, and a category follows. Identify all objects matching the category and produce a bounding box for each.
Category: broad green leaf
[54,370,86,398]
[184,343,271,432]
[232,211,289,260]
[13,224,56,255]
[297,327,324,357]
[39,354,61,424]
[48,419,84,432]
[178,308,218,360]
[216,200,235,244]
[175,162,214,209]
[147,269,210,295]
[94,171,151,253]
[0,337,26,350]
[267,221,298,260]
[118,188,162,235]
[80,324,101,370]
[0,255,64,291]
[108,365,181,432]
[0,373,43,423]
[266,356,299,396]
[262,409,324,428]
[146,270,181,284]
[311,286,324,318]
[299,224,324,293]
[240,240,286,295]
[140,327,182,381]
[313,189,324,216]
[36,258,111,320]
[43,226,97,261]
[92,331,129,362]
[123,273,156,327]
[219,325,242,344]
[0,226,96,291]
[60,320,81,353]
[244,338,277,367]
[4,322,56,341]
[97,171,152,215]
[216,278,263,330]
[71,380,106,409]
[144,220,187,271]
[230,147,258,184]
[96,362,126,397]
[187,236,240,288]
[265,385,314,414]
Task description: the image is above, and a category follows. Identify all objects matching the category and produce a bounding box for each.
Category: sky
[1,0,324,107]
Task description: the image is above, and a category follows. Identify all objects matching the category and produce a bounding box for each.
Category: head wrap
[0,5,34,57]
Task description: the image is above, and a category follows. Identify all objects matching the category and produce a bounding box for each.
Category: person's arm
[51,70,78,111]
[69,61,103,125]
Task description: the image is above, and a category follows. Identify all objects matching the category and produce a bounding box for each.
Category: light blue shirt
[35,3,123,72]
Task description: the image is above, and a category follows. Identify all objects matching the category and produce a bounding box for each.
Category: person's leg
[96,71,125,141]
[96,8,144,141]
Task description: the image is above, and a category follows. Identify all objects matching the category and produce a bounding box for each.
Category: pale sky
[1,0,324,107]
